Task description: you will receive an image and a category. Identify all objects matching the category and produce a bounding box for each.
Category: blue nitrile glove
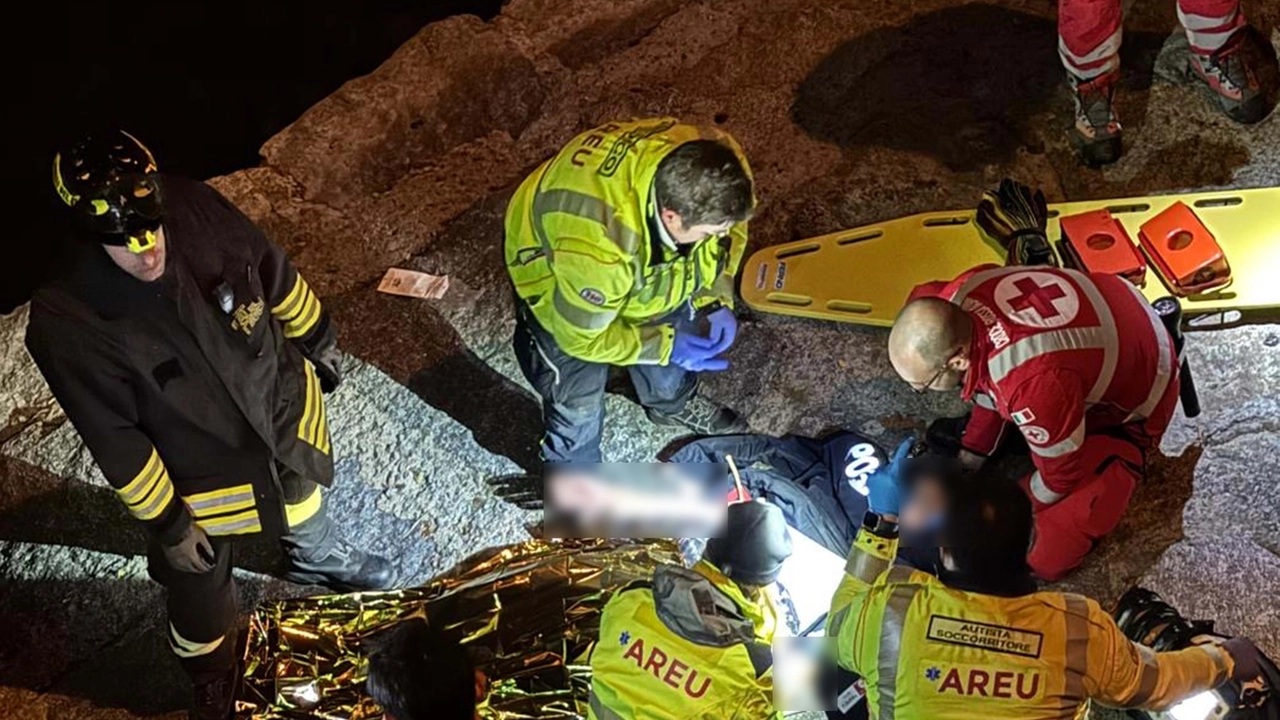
[704,307,738,355]
[671,329,730,372]
[867,437,914,516]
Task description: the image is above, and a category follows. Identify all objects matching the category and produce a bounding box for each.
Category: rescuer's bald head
[888,298,973,391]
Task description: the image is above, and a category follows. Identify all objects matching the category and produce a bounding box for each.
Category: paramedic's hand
[164,523,215,574]
[671,329,729,372]
[1222,637,1264,682]
[704,307,738,355]
[867,437,914,517]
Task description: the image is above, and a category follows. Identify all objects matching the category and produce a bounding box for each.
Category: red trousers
[1059,0,1246,79]
[1023,434,1145,581]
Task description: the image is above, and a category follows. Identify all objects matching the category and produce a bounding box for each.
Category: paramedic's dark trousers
[514,303,698,463]
[145,468,333,676]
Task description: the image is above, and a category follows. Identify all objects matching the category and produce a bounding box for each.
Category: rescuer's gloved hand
[670,329,729,372]
[867,437,914,516]
[163,522,215,574]
[704,307,738,355]
[311,344,344,394]
[976,179,1057,267]
[1222,636,1264,682]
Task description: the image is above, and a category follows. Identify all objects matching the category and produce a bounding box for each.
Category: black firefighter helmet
[53,130,163,253]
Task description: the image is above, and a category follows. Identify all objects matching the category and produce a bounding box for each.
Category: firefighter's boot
[646,394,750,435]
[189,665,238,720]
[280,512,397,591]
[1189,32,1272,124]
[1069,69,1123,167]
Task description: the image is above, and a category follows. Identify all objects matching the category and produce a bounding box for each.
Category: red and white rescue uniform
[1059,0,1246,80]
[912,265,1180,580]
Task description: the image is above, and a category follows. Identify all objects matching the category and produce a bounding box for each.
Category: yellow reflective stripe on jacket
[194,508,262,536]
[273,273,323,338]
[297,362,331,454]
[184,483,255,516]
[285,486,323,529]
[115,447,177,521]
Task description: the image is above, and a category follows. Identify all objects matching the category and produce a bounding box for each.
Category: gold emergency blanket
[238,538,681,719]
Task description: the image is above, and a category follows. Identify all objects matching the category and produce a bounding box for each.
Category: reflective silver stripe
[587,682,627,720]
[1029,471,1066,505]
[1062,594,1091,710]
[973,391,997,410]
[1201,644,1230,680]
[531,334,561,387]
[533,188,641,255]
[1120,282,1174,423]
[184,485,256,516]
[828,605,852,640]
[196,509,263,536]
[988,326,1109,384]
[1070,271,1120,404]
[130,472,175,521]
[1029,417,1086,458]
[636,326,668,365]
[553,286,617,330]
[876,567,921,720]
[947,266,1024,304]
[1121,644,1161,707]
[169,623,224,659]
[1058,27,1122,65]
[845,547,891,584]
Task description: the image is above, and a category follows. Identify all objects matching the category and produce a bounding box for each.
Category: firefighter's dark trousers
[146,467,333,676]
[513,302,698,464]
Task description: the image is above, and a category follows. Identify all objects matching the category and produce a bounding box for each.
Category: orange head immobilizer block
[1138,201,1231,296]
[1059,209,1147,287]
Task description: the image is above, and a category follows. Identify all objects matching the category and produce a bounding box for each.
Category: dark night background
[4,0,502,313]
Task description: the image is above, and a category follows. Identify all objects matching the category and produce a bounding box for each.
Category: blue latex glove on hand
[704,307,738,356]
[867,437,915,517]
[670,329,730,372]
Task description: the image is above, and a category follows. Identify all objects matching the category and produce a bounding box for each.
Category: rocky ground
[2,0,1278,717]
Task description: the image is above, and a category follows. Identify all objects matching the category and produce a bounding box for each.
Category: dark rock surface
[2,0,1276,715]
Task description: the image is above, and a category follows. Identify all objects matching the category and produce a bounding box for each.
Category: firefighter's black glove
[163,522,215,574]
[312,344,344,394]
[976,179,1057,267]
[1222,637,1264,682]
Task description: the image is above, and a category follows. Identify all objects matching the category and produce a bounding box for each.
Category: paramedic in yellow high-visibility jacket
[505,118,755,463]
[828,440,1263,720]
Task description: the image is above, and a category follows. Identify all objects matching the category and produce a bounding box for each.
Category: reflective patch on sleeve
[1027,418,1085,458]
[116,447,177,521]
[1029,471,1067,505]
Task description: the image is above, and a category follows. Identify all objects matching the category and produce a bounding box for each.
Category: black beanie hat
[704,500,793,586]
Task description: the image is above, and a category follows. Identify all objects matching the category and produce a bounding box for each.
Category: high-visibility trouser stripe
[1059,28,1123,78]
[283,289,322,339]
[285,486,323,529]
[876,565,920,720]
[587,684,627,720]
[185,483,256,517]
[272,273,308,318]
[989,326,1110,384]
[1060,594,1091,712]
[532,188,641,256]
[1070,273,1120,404]
[169,622,224,659]
[1120,283,1174,424]
[845,547,891,584]
[1029,471,1067,505]
[636,325,669,365]
[1178,6,1244,52]
[553,285,617,330]
[1029,418,1086,459]
[195,508,263,536]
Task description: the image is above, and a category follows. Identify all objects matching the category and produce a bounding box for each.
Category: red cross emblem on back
[993,271,1081,328]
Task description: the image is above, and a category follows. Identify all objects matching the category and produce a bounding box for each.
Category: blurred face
[660,208,733,245]
[899,474,947,535]
[104,225,167,282]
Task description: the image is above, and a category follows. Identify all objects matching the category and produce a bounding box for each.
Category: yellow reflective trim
[131,475,175,521]
[315,390,331,455]
[196,508,262,536]
[297,363,317,444]
[183,483,256,517]
[53,153,80,207]
[285,486,323,529]
[307,365,323,446]
[284,291,322,338]
[169,623,225,658]
[117,448,163,504]
[272,273,307,317]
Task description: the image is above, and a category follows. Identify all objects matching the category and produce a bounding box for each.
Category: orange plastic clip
[1138,201,1231,296]
[1059,209,1147,287]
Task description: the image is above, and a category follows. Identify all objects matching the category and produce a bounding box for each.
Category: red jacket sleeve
[961,399,1008,457]
[1004,369,1088,506]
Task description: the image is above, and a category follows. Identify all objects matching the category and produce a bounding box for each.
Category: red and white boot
[1069,69,1124,167]
[1189,31,1272,124]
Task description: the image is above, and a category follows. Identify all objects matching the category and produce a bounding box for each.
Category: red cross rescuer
[888,264,1180,580]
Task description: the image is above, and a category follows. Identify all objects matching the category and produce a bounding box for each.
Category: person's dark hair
[366,619,476,720]
[653,140,753,228]
[938,473,1036,597]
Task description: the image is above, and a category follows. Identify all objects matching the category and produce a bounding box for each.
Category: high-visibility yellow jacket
[504,118,752,365]
[829,528,1234,720]
[588,561,780,720]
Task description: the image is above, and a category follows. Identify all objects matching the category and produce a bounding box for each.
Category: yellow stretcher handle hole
[826,300,872,314]
[837,230,884,246]
[923,216,971,227]
[1106,203,1151,214]
[1193,196,1242,209]
[767,293,814,307]
[775,244,820,259]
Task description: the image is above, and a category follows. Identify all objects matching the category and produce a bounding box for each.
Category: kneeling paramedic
[827,441,1264,719]
[588,500,793,719]
[26,131,395,719]
[505,118,755,464]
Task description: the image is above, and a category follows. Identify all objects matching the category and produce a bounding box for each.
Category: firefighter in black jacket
[25,131,396,719]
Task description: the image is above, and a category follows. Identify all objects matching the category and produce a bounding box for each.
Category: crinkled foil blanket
[238,539,682,719]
